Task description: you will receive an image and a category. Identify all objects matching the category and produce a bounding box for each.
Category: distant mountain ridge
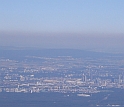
[1,47,122,60]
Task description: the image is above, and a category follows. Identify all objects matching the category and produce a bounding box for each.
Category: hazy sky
[0,0,124,52]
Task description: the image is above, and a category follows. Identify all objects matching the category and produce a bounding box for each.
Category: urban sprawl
[0,56,124,94]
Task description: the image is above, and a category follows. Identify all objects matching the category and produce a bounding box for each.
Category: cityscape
[1,53,124,95]
[1,0,124,107]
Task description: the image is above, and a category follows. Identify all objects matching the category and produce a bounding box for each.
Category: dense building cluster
[0,56,124,93]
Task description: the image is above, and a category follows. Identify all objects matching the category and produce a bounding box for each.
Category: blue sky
[0,0,124,52]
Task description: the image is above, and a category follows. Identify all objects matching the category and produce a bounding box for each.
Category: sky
[0,0,124,53]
